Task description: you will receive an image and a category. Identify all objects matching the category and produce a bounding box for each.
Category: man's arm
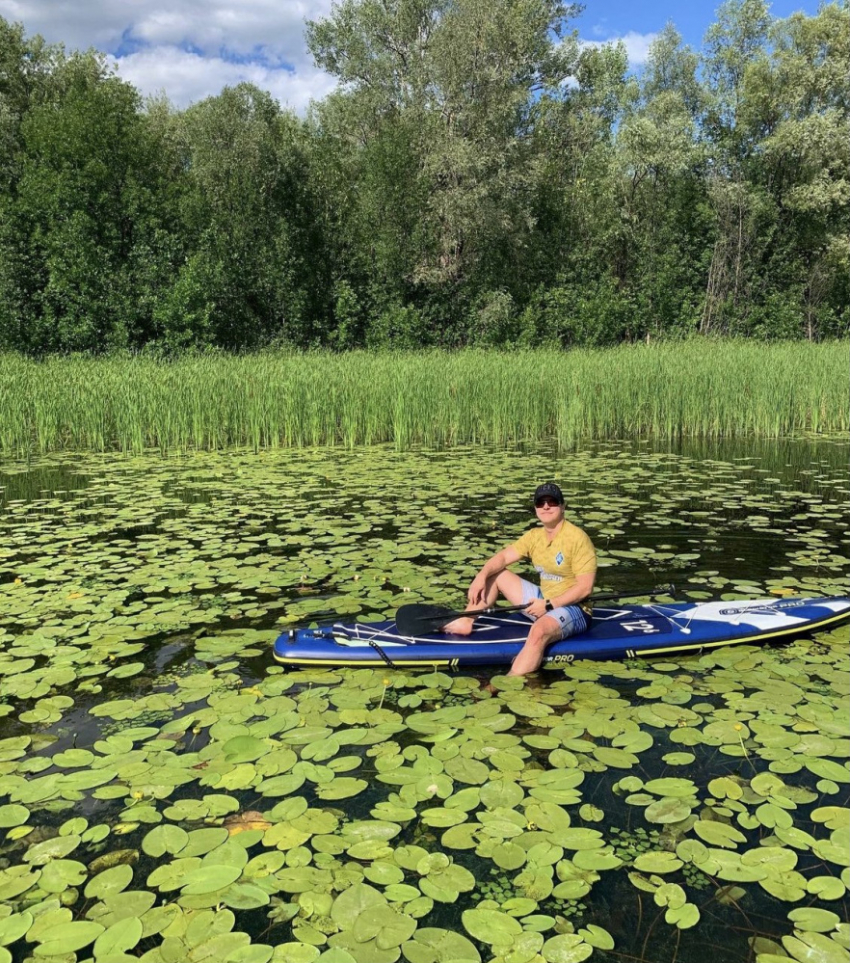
[549,571,595,609]
[468,546,522,605]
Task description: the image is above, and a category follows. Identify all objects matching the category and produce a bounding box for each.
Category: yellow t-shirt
[510,521,597,602]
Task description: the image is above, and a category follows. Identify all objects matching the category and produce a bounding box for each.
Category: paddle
[395,583,676,636]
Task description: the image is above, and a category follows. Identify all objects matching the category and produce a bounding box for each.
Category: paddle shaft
[409,583,676,626]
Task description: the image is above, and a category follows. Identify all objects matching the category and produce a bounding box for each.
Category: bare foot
[441,616,475,635]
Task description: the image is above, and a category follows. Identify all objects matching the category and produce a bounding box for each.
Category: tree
[307,0,579,341]
[700,1,849,337]
[0,18,61,348]
[700,0,772,333]
[3,49,167,351]
[157,84,323,348]
[1,5,846,352]
[749,5,850,337]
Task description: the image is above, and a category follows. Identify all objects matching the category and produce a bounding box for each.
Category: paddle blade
[395,603,456,636]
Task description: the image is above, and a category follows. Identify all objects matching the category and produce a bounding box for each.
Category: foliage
[0,1,848,352]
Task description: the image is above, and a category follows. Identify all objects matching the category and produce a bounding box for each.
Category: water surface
[0,438,847,963]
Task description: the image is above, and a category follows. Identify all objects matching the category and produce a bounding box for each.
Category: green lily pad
[666,902,700,929]
[316,778,368,800]
[593,746,639,768]
[644,778,697,797]
[0,911,33,946]
[806,876,846,900]
[331,882,387,929]
[781,931,849,963]
[24,834,81,865]
[142,824,189,857]
[541,933,593,962]
[461,908,522,945]
[85,863,135,900]
[93,916,144,957]
[644,797,693,823]
[634,852,683,874]
[550,828,605,851]
[402,927,481,963]
[693,820,746,849]
[787,907,841,932]
[0,805,29,828]
[805,759,850,784]
[353,904,418,949]
[181,864,242,894]
[33,920,104,955]
[577,924,615,950]
[420,809,467,828]
[662,752,696,766]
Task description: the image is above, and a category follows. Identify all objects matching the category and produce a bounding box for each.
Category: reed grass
[0,342,846,455]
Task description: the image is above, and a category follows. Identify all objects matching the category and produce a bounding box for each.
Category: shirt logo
[555,552,564,565]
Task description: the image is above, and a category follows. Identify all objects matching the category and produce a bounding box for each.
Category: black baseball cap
[533,483,564,506]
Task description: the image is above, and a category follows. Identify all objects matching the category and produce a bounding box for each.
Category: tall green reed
[0,342,846,455]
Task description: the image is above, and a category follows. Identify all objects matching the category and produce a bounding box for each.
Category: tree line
[0,0,847,354]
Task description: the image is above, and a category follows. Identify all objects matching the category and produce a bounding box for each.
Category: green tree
[699,0,772,333]
[1,4,847,353]
[2,49,170,351]
[158,84,324,348]
[307,0,578,341]
[744,4,850,337]
[610,29,708,338]
[526,42,637,342]
[0,18,60,348]
[700,1,849,337]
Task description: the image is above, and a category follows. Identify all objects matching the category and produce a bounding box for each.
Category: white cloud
[0,0,338,111]
[618,30,658,66]
[580,30,659,68]
[0,0,329,60]
[0,1,666,107]
[107,46,337,112]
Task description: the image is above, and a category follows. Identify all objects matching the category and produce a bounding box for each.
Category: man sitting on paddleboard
[443,483,596,675]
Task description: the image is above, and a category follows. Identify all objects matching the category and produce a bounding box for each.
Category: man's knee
[527,620,558,647]
[494,571,514,592]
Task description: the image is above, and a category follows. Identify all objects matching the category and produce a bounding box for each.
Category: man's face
[535,497,564,522]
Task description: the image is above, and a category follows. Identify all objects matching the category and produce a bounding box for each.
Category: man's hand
[524,598,548,620]
[468,573,488,606]
[466,548,520,608]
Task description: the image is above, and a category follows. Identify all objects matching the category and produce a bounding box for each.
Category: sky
[0,0,822,114]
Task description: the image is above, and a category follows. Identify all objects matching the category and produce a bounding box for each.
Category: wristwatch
[545,600,554,612]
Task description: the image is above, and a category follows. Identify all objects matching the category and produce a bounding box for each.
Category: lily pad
[461,908,522,945]
[644,797,693,824]
[541,933,593,963]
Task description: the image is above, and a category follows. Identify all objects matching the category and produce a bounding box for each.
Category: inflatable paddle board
[273,596,850,668]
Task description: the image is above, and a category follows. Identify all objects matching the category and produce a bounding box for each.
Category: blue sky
[0,0,827,112]
[575,0,822,51]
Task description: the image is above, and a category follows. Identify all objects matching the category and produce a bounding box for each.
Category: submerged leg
[507,615,562,675]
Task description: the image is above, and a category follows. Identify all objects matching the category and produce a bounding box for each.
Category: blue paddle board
[273,596,850,668]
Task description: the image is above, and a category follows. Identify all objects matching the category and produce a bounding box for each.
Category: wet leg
[507,615,561,675]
